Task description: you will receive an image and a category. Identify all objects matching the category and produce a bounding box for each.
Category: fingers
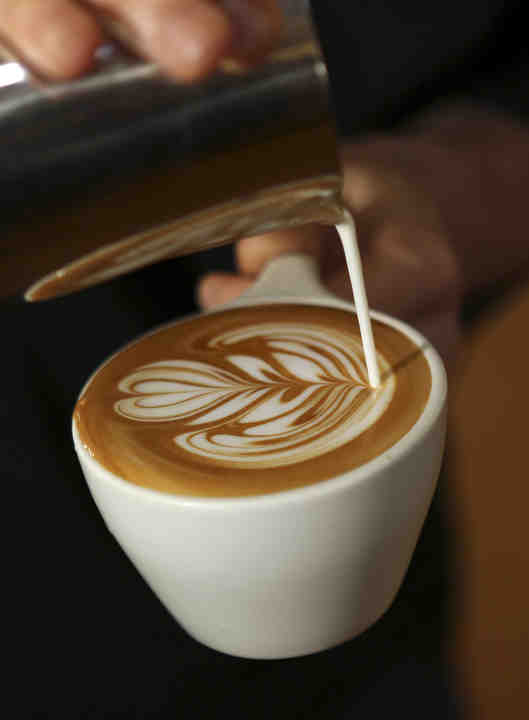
[197,225,335,310]
[92,0,232,81]
[0,0,103,79]
[0,0,281,81]
[413,308,462,370]
[339,139,444,249]
[235,225,332,277]
[327,218,460,311]
[221,0,281,63]
[197,272,252,309]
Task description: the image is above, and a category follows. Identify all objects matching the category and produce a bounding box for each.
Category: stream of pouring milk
[336,212,380,388]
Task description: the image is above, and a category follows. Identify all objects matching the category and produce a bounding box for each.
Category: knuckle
[0,0,101,76]
[1,0,59,33]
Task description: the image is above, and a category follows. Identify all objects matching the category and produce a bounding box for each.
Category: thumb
[235,225,332,276]
[196,272,253,309]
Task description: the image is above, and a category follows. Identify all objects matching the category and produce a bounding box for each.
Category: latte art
[75,304,431,497]
[114,324,394,469]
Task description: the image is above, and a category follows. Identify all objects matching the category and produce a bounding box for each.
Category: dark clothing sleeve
[312,0,528,135]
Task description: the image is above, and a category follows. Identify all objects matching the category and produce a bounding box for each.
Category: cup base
[178,602,394,660]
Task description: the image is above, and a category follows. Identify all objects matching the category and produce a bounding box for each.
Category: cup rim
[72,295,447,509]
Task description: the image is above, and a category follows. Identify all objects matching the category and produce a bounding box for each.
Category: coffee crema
[74,304,431,497]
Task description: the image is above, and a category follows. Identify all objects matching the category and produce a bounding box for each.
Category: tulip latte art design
[75,304,431,497]
[114,323,395,469]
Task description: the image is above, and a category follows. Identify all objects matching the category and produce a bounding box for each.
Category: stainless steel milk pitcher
[0,0,342,302]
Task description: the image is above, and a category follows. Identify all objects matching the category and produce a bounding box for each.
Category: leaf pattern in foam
[114,323,395,468]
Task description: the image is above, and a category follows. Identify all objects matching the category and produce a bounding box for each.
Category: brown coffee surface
[75,304,431,497]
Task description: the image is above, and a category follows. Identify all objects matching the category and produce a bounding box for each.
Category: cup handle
[233,253,336,304]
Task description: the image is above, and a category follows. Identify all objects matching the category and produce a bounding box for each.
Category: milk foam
[115,323,395,469]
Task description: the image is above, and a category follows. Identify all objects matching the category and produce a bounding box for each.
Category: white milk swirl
[114,323,395,469]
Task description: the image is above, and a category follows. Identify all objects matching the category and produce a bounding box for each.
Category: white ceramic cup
[73,254,447,659]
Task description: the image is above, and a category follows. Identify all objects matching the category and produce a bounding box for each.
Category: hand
[0,0,281,80]
[197,136,463,367]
